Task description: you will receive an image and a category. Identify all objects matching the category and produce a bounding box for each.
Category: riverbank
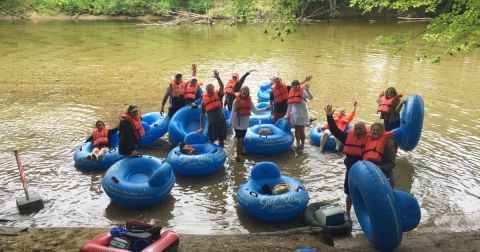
[1,226,479,251]
[0,11,166,22]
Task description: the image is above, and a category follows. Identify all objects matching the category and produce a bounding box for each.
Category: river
[0,20,479,234]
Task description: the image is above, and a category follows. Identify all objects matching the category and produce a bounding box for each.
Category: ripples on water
[0,21,479,234]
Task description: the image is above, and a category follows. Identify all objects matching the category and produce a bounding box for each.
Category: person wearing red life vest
[184,64,204,107]
[377,86,405,131]
[197,70,226,147]
[230,86,270,162]
[118,105,145,156]
[324,104,367,215]
[269,75,290,124]
[285,76,313,150]
[161,66,196,118]
[224,70,255,112]
[363,122,396,187]
[317,100,357,152]
[85,120,118,161]
[270,75,312,124]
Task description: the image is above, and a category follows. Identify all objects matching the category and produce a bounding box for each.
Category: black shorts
[344,155,362,195]
[207,122,226,142]
[344,166,351,195]
[234,129,247,139]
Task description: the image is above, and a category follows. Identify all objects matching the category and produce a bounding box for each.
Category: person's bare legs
[319,129,331,152]
[90,147,101,161]
[294,126,301,148]
[335,138,341,152]
[346,195,352,215]
[236,138,243,162]
[97,147,109,160]
[298,125,306,149]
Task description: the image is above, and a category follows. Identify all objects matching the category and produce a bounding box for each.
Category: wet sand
[1,226,479,251]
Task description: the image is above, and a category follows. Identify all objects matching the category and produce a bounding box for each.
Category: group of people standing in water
[317,86,404,214]
[85,64,406,215]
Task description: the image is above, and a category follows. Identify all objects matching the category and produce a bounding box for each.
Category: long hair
[385,87,397,98]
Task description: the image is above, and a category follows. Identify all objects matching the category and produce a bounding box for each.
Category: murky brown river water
[0,20,479,234]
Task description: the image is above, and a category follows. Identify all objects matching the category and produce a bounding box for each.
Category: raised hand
[213,70,220,79]
[325,104,334,116]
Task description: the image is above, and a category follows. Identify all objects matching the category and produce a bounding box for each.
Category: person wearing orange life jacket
[377,86,405,131]
[184,64,204,107]
[161,66,196,118]
[317,100,357,152]
[85,120,119,161]
[285,76,313,150]
[118,105,145,156]
[230,86,270,162]
[270,75,311,124]
[184,76,204,106]
[179,142,197,155]
[324,104,367,215]
[269,75,290,124]
[197,70,226,147]
[224,70,256,112]
[363,122,397,187]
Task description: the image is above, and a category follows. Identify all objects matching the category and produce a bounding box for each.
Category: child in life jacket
[179,142,197,155]
[86,120,118,161]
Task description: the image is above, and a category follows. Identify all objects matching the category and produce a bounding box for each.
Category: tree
[350,0,480,58]
[0,0,29,22]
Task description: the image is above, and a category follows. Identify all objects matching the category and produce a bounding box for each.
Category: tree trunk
[328,0,338,18]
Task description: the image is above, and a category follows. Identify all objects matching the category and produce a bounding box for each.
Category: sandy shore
[1,226,479,251]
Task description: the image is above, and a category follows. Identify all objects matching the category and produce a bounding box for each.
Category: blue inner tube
[224,107,231,129]
[167,133,226,176]
[394,190,421,232]
[249,102,273,126]
[139,112,170,145]
[244,119,294,154]
[102,155,175,208]
[348,160,404,251]
[392,94,424,151]
[257,81,272,102]
[168,143,226,176]
[168,106,208,145]
[309,124,351,150]
[304,202,352,236]
[236,162,309,221]
[73,133,124,170]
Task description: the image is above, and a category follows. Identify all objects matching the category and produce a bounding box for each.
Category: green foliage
[352,0,480,59]
[423,0,480,56]
[28,0,175,16]
[224,0,257,22]
[349,0,442,14]
[0,0,28,17]
[257,0,300,41]
[185,0,214,14]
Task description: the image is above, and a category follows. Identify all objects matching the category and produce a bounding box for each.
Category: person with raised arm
[197,70,226,147]
[285,76,313,150]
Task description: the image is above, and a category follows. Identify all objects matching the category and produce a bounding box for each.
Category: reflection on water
[0,20,479,234]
